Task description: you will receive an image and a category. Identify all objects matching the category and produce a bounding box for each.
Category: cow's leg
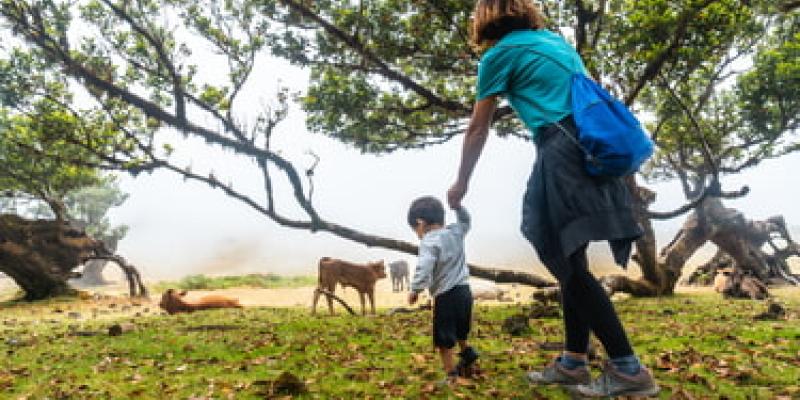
[359,291,366,315]
[326,285,336,315]
[368,289,376,315]
[311,288,320,315]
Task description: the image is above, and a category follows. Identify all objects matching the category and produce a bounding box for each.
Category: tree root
[598,275,662,297]
[85,254,148,298]
[312,288,356,316]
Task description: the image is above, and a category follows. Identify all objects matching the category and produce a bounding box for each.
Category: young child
[407,196,478,384]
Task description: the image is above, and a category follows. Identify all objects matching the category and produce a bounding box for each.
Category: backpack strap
[553,120,598,168]
[498,44,593,159]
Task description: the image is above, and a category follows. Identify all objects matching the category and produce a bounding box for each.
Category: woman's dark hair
[407,196,445,228]
[480,15,535,41]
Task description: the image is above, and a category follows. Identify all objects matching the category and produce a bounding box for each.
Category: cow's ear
[179,290,188,297]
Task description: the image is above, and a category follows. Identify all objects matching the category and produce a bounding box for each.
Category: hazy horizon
[100,52,800,283]
[106,127,800,282]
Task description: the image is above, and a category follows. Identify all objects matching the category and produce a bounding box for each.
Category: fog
[108,119,800,281]
[92,53,800,282]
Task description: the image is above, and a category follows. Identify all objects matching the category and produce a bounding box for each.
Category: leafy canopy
[271,0,799,177]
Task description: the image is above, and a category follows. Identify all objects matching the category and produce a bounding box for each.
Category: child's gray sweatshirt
[410,207,471,297]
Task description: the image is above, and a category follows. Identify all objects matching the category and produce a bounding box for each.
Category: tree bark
[0,213,147,300]
[468,264,555,287]
[0,214,96,300]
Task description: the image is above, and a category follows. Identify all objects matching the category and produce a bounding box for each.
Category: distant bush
[153,273,316,291]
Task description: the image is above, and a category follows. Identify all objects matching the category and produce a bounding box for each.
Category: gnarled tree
[0,74,145,299]
[601,6,800,295]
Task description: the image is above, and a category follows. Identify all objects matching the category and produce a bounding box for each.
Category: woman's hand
[447,181,468,209]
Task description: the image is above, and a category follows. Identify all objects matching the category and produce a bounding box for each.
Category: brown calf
[312,257,386,315]
[158,289,242,315]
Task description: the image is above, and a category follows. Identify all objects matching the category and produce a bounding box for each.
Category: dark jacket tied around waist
[521,116,642,282]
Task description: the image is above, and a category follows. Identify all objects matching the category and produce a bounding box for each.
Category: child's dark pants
[433,284,473,348]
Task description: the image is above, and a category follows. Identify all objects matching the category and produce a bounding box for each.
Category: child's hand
[408,291,419,305]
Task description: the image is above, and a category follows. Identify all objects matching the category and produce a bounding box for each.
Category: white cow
[389,260,410,292]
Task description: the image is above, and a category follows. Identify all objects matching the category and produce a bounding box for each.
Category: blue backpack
[504,45,654,177]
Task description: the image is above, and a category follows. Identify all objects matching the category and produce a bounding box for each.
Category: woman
[447,0,659,397]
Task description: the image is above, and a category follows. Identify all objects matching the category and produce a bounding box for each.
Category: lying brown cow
[159,289,242,315]
[714,268,769,300]
[312,257,386,315]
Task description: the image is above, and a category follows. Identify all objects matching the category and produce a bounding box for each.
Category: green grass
[0,291,798,398]
[150,273,317,292]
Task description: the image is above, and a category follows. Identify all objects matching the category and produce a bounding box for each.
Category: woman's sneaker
[572,361,659,397]
[455,347,479,377]
[526,358,591,386]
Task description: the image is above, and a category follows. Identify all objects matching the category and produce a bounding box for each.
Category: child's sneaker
[455,346,479,377]
[436,370,459,388]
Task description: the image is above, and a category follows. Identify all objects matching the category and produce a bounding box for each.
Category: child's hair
[407,196,445,228]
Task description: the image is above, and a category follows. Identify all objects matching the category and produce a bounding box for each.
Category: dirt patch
[181,278,537,310]
[4,274,799,320]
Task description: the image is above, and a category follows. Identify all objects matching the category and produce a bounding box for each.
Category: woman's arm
[447,96,498,209]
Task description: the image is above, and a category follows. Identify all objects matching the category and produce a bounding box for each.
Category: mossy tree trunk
[0,214,148,300]
[0,214,97,300]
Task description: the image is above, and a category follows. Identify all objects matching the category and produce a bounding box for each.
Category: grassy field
[149,274,318,292]
[0,289,798,399]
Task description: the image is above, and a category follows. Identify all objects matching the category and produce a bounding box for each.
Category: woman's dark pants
[559,246,634,358]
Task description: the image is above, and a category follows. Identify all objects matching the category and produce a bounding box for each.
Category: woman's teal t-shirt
[476,29,586,138]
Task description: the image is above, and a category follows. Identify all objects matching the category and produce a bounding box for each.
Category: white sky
[107,56,800,281]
